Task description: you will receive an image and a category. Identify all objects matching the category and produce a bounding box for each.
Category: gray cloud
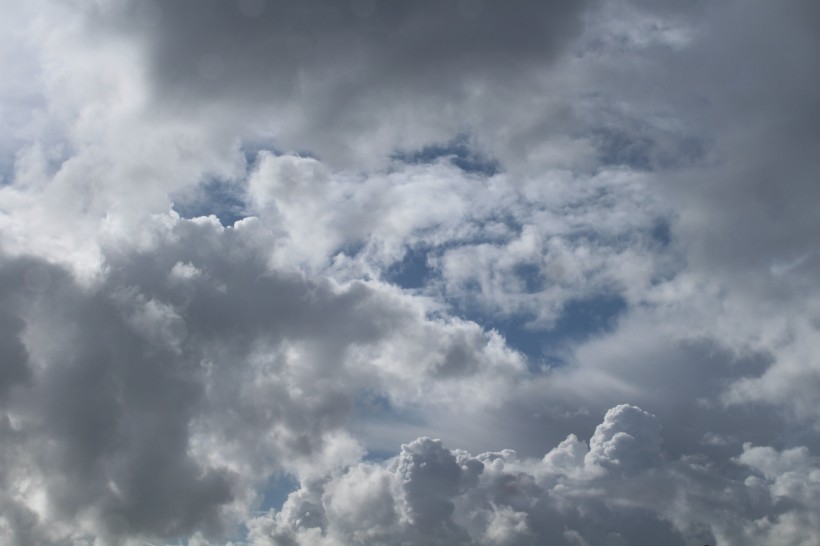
[0,216,527,543]
[116,0,591,97]
[60,0,596,166]
[0,262,34,400]
[0,252,236,541]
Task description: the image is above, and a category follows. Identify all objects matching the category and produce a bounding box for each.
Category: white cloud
[245,404,820,546]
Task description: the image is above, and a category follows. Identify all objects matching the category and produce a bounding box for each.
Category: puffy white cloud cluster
[246,152,668,328]
[246,405,820,546]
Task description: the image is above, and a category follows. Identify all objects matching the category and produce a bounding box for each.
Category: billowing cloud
[0,216,528,543]
[246,405,820,546]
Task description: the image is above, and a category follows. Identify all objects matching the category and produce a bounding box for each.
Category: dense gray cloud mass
[1,0,819,544]
[57,0,596,166]
[0,219,526,544]
[131,0,588,91]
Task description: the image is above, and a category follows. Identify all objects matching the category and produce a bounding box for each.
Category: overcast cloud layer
[1,0,819,544]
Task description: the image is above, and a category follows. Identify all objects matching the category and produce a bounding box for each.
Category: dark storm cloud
[659,0,820,276]
[0,262,36,399]
[574,0,820,283]
[0,252,236,541]
[64,0,596,165]
[109,0,592,100]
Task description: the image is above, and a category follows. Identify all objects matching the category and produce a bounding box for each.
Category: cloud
[1,0,820,544]
[246,151,668,332]
[0,215,531,543]
[585,405,662,475]
[74,0,594,166]
[248,404,820,546]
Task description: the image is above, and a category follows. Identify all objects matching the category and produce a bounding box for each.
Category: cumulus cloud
[246,405,820,546]
[0,215,531,543]
[584,404,662,474]
[245,151,668,333]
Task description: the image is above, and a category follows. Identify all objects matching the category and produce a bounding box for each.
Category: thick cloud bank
[252,405,820,546]
[1,0,820,544]
[0,218,525,543]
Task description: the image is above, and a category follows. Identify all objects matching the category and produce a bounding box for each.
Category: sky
[0,0,819,545]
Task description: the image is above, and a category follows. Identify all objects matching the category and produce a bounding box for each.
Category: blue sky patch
[651,218,672,247]
[384,246,433,289]
[172,178,247,226]
[592,127,654,171]
[481,293,628,366]
[393,137,500,176]
[512,262,545,294]
[259,473,300,512]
